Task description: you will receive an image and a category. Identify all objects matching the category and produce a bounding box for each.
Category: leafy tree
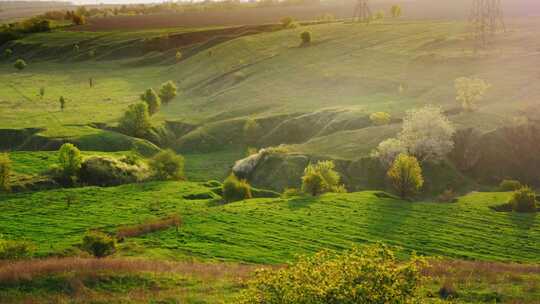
[455,77,490,111]
[3,48,12,58]
[398,105,455,162]
[119,103,152,137]
[301,160,345,196]
[39,87,45,99]
[140,88,161,115]
[158,81,177,104]
[510,187,537,213]
[391,5,402,18]
[237,244,424,304]
[58,143,82,179]
[243,118,261,146]
[0,153,11,192]
[223,174,252,203]
[175,50,182,62]
[369,111,391,125]
[82,231,116,258]
[387,153,423,199]
[300,31,312,45]
[14,59,26,71]
[149,149,185,181]
[59,96,66,111]
[72,13,86,25]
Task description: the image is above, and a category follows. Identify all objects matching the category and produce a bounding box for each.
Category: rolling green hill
[0,181,538,264]
[2,19,539,159]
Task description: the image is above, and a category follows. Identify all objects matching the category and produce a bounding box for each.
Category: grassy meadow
[1,7,540,303]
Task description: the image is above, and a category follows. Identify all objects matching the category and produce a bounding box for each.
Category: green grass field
[0,181,537,264]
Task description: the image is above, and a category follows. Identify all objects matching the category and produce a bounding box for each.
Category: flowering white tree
[374,105,455,164]
[373,138,407,167]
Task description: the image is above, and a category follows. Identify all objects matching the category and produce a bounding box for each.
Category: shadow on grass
[287,195,316,210]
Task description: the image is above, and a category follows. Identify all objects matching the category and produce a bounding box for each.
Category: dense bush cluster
[237,244,424,304]
[149,149,185,181]
[510,187,537,213]
[301,160,346,196]
[0,153,11,192]
[119,103,152,137]
[82,231,117,258]
[223,174,252,203]
[0,238,35,260]
[499,179,522,192]
[80,155,150,186]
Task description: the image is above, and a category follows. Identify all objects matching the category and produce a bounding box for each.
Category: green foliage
[140,88,161,115]
[455,77,490,111]
[0,153,11,192]
[72,14,86,25]
[223,174,252,203]
[387,154,424,198]
[14,59,27,71]
[175,50,182,62]
[39,87,45,99]
[82,230,116,258]
[80,155,150,186]
[158,81,177,104]
[280,16,297,29]
[3,48,12,58]
[391,5,402,18]
[300,31,312,45]
[59,96,66,110]
[499,179,522,192]
[119,103,152,138]
[237,244,424,304]
[58,143,82,181]
[149,149,185,181]
[0,237,35,260]
[370,111,391,126]
[510,187,537,213]
[243,119,261,146]
[301,160,345,196]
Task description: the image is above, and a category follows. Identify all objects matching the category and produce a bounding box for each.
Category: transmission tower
[352,0,372,22]
[470,0,506,48]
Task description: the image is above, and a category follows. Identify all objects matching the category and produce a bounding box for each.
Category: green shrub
[82,230,116,258]
[158,80,178,104]
[0,238,35,260]
[80,155,150,186]
[149,149,185,181]
[510,187,537,213]
[237,244,424,304]
[280,16,296,28]
[301,160,345,196]
[118,103,152,137]
[300,31,312,45]
[59,96,66,110]
[370,112,391,126]
[140,88,161,115]
[14,59,27,71]
[51,143,82,185]
[223,174,252,203]
[0,153,11,192]
[3,48,12,58]
[499,179,522,192]
[175,50,182,62]
[387,154,423,199]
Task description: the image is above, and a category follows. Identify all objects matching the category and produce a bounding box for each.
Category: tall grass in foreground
[0,257,256,284]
